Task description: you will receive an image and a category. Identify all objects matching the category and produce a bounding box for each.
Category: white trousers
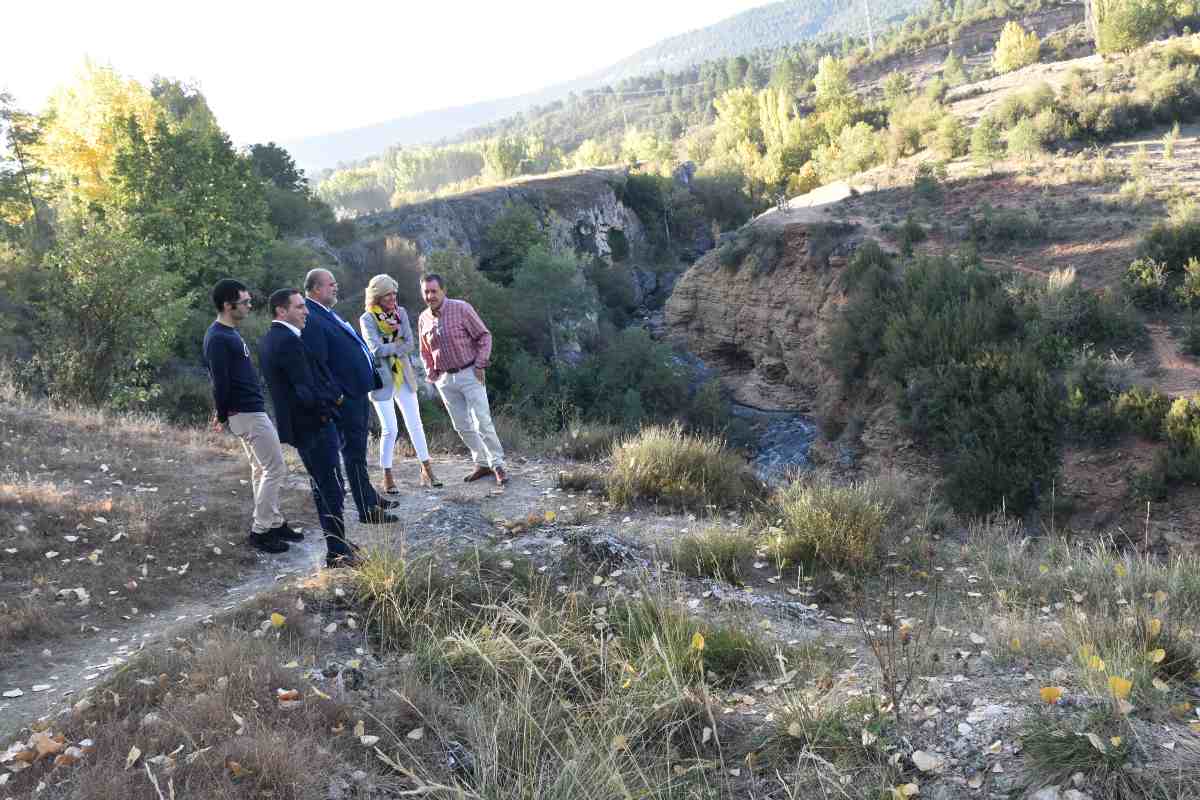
[371,380,430,467]
[435,369,505,469]
[228,411,286,533]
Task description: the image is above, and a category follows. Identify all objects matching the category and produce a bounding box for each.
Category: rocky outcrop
[340,167,647,272]
[665,220,862,412]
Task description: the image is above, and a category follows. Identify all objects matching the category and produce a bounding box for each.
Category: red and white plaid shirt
[418,298,493,381]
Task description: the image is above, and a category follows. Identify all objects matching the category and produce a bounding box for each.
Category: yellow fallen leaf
[1039,686,1063,705]
[1108,676,1133,700]
[1114,563,1127,578]
[125,745,141,770]
[354,720,365,738]
[611,734,628,752]
[1010,637,1022,652]
[270,613,285,628]
[1190,721,1200,735]
[31,732,64,760]
[690,632,705,652]
[544,511,556,523]
[1110,736,1123,747]
[1089,655,1106,671]
[894,783,920,798]
[1149,618,1163,637]
[1148,649,1166,664]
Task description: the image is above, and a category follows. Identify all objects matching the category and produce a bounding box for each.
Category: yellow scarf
[369,305,409,390]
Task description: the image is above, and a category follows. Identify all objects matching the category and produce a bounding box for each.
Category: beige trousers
[435,370,505,468]
[228,411,286,533]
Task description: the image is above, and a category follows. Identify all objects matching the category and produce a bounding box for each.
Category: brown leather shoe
[494,466,509,486]
[464,465,493,482]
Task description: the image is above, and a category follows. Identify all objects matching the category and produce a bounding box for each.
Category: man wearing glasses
[203,278,304,554]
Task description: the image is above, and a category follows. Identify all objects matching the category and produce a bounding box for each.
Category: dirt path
[0,455,569,738]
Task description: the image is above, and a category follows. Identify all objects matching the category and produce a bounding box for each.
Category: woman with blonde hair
[359,274,441,491]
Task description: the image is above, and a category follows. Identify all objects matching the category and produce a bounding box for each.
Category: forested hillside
[314,0,1083,217]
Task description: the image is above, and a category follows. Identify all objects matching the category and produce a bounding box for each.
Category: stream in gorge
[730,404,819,483]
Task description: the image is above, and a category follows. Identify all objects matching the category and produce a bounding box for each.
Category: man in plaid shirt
[418,273,508,485]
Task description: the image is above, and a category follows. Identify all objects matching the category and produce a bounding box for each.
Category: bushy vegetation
[1,69,338,409]
[823,242,1149,515]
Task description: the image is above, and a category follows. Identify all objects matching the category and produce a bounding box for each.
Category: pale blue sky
[2,0,769,145]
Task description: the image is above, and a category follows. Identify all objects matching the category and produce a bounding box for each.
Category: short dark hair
[269,288,302,319]
[420,273,444,290]
[212,278,247,312]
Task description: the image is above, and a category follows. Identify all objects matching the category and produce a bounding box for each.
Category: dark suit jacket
[259,322,342,447]
[302,298,376,397]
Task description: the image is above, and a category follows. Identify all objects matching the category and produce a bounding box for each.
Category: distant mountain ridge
[595,0,928,84]
[288,0,930,173]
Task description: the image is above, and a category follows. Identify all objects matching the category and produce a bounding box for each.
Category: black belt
[444,361,475,374]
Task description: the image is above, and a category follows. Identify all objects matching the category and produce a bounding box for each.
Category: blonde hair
[364,274,399,309]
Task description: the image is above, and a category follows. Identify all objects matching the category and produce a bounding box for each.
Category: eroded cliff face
[340,167,647,273]
[665,221,862,413]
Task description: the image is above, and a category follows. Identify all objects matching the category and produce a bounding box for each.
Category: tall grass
[764,476,892,572]
[607,423,762,510]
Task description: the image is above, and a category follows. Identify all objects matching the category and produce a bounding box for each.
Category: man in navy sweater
[202,279,304,554]
[302,269,398,524]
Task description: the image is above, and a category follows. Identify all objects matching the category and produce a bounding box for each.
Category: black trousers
[296,421,353,557]
[334,392,382,521]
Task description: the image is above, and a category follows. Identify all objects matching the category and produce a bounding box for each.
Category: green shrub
[898,215,927,256]
[825,243,897,384]
[764,476,892,572]
[879,254,1021,384]
[968,204,1046,249]
[933,115,968,159]
[904,347,1062,514]
[1124,257,1170,309]
[671,527,756,584]
[1164,396,1200,451]
[1114,386,1170,439]
[1138,202,1200,272]
[1036,268,1141,351]
[912,161,946,202]
[970,117,1005,171]
[607,423,762,510]
[566,328,689,426]
[1006,117,1046,161]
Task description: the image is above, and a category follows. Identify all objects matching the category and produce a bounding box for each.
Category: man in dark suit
[302,268,398,524]
[260,288,362,568]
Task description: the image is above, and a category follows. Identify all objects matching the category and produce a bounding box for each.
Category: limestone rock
[664,220,860,412]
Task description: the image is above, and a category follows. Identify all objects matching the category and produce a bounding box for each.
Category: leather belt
[444,361,475,374]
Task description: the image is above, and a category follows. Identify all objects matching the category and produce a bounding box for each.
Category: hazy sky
[3,0,769,146]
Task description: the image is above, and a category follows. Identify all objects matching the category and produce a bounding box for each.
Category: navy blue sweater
[203,321,266,422]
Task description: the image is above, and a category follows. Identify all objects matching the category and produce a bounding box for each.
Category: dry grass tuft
[607,423,762,510]
[764,475,893,573]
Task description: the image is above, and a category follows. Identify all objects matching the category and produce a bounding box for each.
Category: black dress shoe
[248,531,288,554]
[325,551,364,569]
[270,521,304,542]
[360,508,399,524]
